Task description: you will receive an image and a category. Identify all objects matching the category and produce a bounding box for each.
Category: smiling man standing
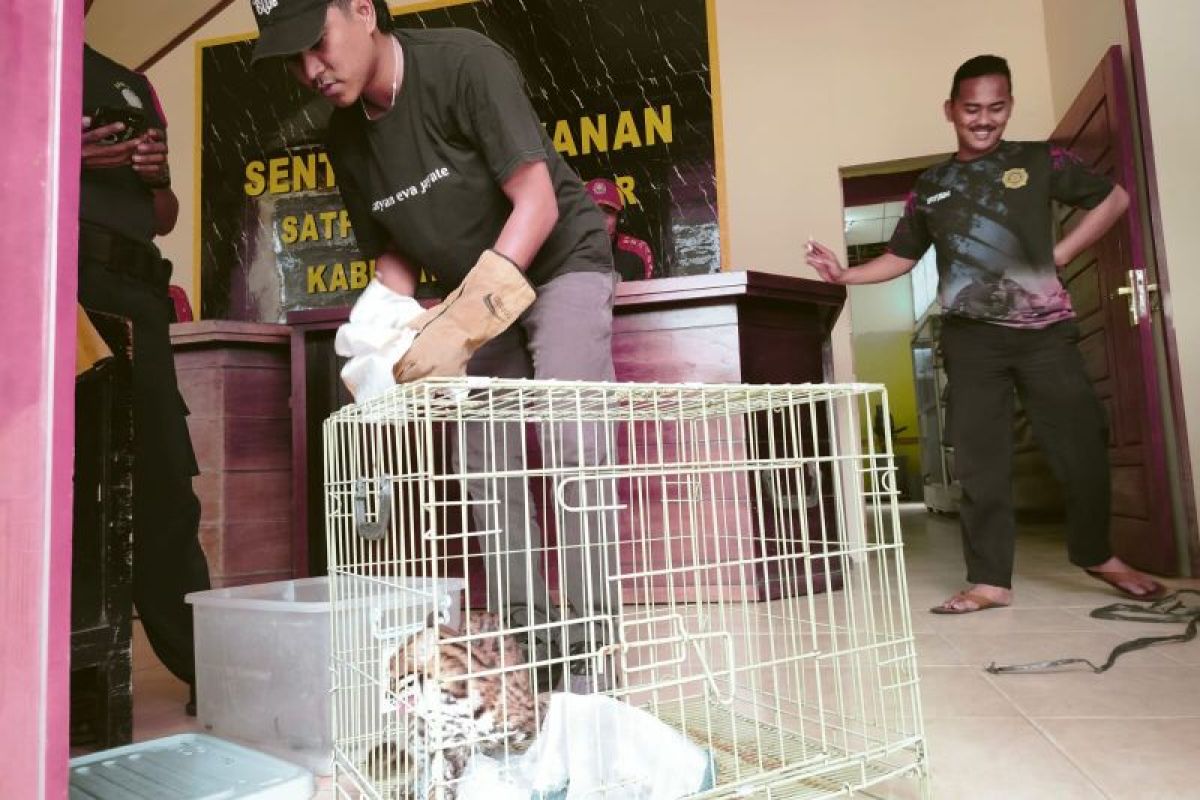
[249,0,618,691]
[805,54,1166,613]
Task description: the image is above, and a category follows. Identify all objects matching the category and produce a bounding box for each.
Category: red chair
[167,285,194,323]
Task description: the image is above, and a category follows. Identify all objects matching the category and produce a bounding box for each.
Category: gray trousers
[453,270,620,651]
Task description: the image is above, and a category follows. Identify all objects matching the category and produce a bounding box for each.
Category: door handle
[1114,268,1155,326]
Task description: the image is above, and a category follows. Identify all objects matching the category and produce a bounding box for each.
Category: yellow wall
[1136,0,1200,539]
[1041,0,1127,120]
[848,279,921,493]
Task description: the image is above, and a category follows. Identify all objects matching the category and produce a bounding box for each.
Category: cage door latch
[353,478,392,541]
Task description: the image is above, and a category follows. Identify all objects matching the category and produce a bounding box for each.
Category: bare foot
[1085,557,1167,599]
[931,584,1012,614]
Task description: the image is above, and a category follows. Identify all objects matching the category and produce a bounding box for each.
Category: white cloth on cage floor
[458,693,711,800]
[334,279,424,403]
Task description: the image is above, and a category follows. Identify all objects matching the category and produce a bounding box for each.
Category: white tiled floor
[125,505,1200,798]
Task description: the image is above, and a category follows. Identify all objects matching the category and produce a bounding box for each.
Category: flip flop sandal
[1086,569,1169,602]
[929,590,1011,615]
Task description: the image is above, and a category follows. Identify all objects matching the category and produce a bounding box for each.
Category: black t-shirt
[81,45,167,245]
[327,29,612,291]
[887,140,1114,328]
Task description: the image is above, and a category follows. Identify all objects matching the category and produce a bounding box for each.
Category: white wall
[1136,0,1200,546]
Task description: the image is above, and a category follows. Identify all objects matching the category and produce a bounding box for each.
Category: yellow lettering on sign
[267,157,290,195]
[552,119,578,157]
[644,105,672,146]
[612,110,641,150]
[615,175,638,206]
[327,263,349,292]
[299,215,319,242]
[244,161,266,197]
[293,156,316,192]
[339,210,352,239]
[242,153,339,197]
[349,260,370,289]
[280,216,298,244]
[319,153,335,188]
[544,105,672,155]
[307,265,327,293]
[319,210,340,240]
[580,114,606,155]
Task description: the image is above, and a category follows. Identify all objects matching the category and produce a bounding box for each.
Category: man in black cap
[251,0,618,691]
[80,34,211,714]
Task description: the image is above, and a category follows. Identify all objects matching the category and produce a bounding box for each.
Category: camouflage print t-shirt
[887,140,1114,328]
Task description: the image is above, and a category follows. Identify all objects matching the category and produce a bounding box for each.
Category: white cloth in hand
[334,280,424,403]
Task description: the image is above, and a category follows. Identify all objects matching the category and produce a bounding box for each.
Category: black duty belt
[79,224,170,287]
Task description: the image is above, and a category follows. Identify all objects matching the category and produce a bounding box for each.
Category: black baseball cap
[249,0,329,63]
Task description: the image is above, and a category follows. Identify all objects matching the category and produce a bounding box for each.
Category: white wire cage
[323,378,929,800]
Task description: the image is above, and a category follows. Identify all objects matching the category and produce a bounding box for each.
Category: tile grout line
[978,665,1114,798]
[1020,713,1116,800]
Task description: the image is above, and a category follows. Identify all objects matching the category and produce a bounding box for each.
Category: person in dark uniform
[585,177,655,281]
[80,41,211,712]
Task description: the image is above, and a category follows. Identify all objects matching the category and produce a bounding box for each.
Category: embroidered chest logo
[113,81,144,109]
[1002,168,1029,189]
[927,190,951,204]
[252,0,279,15]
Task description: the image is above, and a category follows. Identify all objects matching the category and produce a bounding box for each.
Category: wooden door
[1051,46,1176,574]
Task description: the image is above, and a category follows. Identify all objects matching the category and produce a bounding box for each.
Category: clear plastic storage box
[186,575,465,775]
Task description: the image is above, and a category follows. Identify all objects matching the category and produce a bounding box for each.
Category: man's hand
[805,239,849,283]
[82,116,140,169]
[133,128,170,187]
[393,250,535,382]
[1053,184,1130,269]
[803,238,917,286]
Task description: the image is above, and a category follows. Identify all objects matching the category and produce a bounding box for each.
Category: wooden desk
[612,271,844,384]
[287,272,845,589]
[171,321,293,587]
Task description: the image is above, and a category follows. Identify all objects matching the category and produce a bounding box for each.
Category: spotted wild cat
[388,611,543,799]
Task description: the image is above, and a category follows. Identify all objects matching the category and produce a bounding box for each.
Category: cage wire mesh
[323,378,929,800]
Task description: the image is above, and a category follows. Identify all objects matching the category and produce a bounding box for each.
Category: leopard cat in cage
[381,610,546,800]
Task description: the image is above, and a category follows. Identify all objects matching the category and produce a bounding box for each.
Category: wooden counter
[171,321,293,587]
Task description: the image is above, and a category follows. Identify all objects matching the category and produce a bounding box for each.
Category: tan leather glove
[393,250,536,382]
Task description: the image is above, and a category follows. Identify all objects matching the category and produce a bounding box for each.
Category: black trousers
[941,316,1112,588]
[78,255,211,685]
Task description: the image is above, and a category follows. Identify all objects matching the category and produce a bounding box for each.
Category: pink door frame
[0,2,82,798]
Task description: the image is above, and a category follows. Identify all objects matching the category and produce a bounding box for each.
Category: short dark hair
[332,0,394,32]
[950,55,1011,99]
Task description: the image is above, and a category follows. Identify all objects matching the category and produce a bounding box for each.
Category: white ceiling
[85,0,232,70]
